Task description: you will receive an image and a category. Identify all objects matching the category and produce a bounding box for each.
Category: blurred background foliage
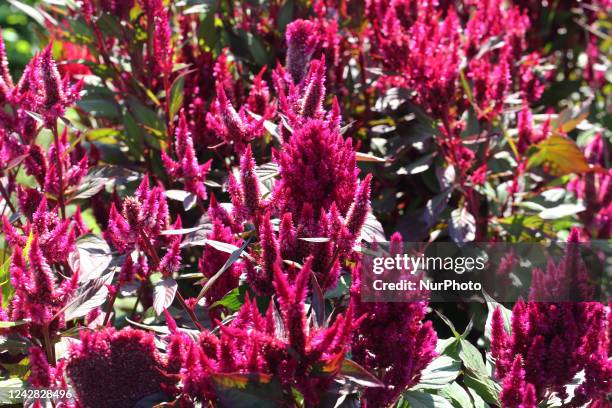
[0,0,41,78]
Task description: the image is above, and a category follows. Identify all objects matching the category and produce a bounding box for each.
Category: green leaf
[127,96,165,135]
[526,134,590,176]
[458,340,501,406]
[438,382,473,408]
[412,356,461,390]
[1,256,14,309]
[0,319,29,328]
[340,359,384,388]
[210,286,246,312]
[77,97,121,119]
[277,0,294,32]
[169,74,185,119]
[7,0,47,25]
[400,390,454,408]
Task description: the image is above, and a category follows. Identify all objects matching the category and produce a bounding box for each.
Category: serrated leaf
[527,134,590,176]
[153,278,178,315]
[412,356,461,390]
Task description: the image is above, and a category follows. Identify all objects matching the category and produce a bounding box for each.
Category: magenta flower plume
[206,82,263,151]
[274,118,358,218]
[491,294,610,406]
[246,67,275,119]
[162,110,212,199]
[0,29,13,104]
[39,44,67,120]
[346,174,372,240]
[285,20,317,84]
[351,232,437,407]
[66,327,175,408]
[299,57,326,119]
[106,177,170,254]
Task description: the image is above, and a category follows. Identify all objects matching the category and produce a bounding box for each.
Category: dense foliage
[0,0,610,407]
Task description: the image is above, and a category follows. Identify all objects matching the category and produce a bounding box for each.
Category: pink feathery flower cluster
[273,118,358,217]
[168,260,358,406]
[162,110,212,199]
[285,20,318,84]
[9,233,77,328]
[106,177,181,282]
[351,233,437,407]
[139,0,173,76]
[206,82,264,151]
[3,197,77,265]
[491,231,611,407]
[66,327,175,408]
[0,36,81,152]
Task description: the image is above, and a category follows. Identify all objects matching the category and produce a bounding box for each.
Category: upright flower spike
[259,211,280,281]
[39,44,66,120]
[345,174,372,240]
[0,28,13,89]
[500,355,527,408]
[299,57,326,119]
[206,82,263,151]
[0,29,13,104]
[351,232,437,407]
[239,144,261,221]
[274,118,358,218]
[246,67,275,119]
[162,110,212,199]
[285,20,317,84]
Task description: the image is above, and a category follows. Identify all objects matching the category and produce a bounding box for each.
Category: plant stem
[176,291,204,331]
[42,325,55,363]
[51,125,66,219]
[102,288,118,326]
[140,231,204,330]
[0,181,16,215]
